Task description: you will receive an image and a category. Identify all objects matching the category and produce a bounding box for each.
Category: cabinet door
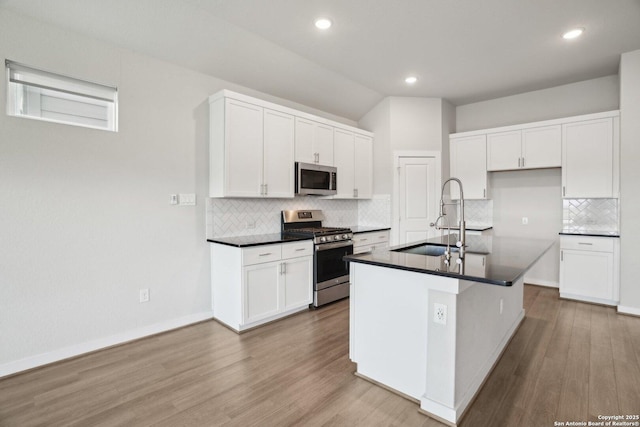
[562,118,613,198]
[224,99,263,197]
[560,249,613,301]
[244,262,280,323]
[487,131,521,171]
[354,134,373,199]
[294,117,315,164]
[522,125,561,169]
[282,256,313,310]
[450,135,487,199]
[334,129,356,199]
[464,254,486,278]
[315,123,334,166]
[263,109,295,198]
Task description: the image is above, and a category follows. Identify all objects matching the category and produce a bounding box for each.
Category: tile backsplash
[458,199,493,226]
[562,198,619,232]
[207,195,393,238]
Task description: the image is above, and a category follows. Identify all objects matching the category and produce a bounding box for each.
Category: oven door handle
[315,240,353,251]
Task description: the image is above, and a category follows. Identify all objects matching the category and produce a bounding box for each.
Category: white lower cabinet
[353,230,390,254]
[559,235,619,306]
[211,240,313,332]
[464,253,486,277]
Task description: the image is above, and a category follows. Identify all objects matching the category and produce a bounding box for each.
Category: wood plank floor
[1,285,639,426]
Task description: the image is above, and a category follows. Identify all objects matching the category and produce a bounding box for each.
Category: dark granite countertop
[208,233,312,248]
[559,229,620,238]
[449,225,493,231]
[344,234,553,287]
[350,226,391,234]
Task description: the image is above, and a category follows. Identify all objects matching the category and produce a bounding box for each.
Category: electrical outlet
[434,303,447,325]
[522,217,528,225]
[169,194,178,205]
[139,288,150,303]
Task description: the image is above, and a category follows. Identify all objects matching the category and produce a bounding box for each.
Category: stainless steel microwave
[295,162,337,196]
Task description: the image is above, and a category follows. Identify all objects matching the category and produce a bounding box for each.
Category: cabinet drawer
[353,231,389,247]
[282,241,313,259]
[560,236,614,252]
[243,245,282,266]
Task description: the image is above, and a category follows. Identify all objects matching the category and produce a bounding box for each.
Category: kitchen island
[344,235,552,426]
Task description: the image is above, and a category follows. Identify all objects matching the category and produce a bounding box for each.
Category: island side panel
[350,262,458,400]
[421,276,525,423]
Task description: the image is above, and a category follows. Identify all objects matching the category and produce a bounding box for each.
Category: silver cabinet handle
[259,252,272,257]
[264,183,268,195]
[561,250,563,261]
[518,158,521,168]
[522,157,525,168]
[295,248,307,252]
[578,242,593,246]
[563,186,566,197]
[483,188,486,198]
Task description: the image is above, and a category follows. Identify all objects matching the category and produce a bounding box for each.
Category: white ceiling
[2,0,639,121]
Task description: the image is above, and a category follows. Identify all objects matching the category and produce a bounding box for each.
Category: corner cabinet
[559,235,619,306]
[353,230,390,254]
[450,134,488,199]
[562,116,619,198]
[210,96,294,198]
[211,240,313,332]
[334,129,373,199]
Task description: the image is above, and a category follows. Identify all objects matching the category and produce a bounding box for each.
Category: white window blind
[6,60,118,132]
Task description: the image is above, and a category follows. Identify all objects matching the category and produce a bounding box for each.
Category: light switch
[179,193,196,206]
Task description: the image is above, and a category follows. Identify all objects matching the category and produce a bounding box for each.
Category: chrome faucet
[434,177,466,260]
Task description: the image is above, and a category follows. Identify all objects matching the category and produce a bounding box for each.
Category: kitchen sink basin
[393,244,459,256]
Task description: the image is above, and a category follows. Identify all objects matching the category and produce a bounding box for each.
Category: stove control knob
[342,234,349,240]
[320,236,327,242]
[334,235,341,241]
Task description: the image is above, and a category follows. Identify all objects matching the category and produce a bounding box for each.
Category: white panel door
[224,99,263,197]
[562,118,613,198]
[294,117,315,164]
[282,257,313,310]
[244,262,280,323]
[315,123,335,166]
[334,129,355,198]
[560,250,613,300]
[263,108,295,197]
[398,157,438,245]
[522,125,561,169]
[450,135,487,199]
[487,131,521,171]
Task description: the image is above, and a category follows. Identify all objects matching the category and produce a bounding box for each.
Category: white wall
[489,170,562,286]
[619,49,640,314]
[456,75,620,132]
[358,96,451,195]
[0,9,357,376]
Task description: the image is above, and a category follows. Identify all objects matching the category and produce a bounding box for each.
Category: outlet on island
[139,288,150,303]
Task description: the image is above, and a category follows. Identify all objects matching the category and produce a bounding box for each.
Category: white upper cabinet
[334,129,373,199]
[209,90,373,199]
[522,125,561,169]
[263,109,295,198]
[450,134,488,200]
[487,125,561,171]
[295,117,334,166]
[562,117,618,198]
[210,97,294,198]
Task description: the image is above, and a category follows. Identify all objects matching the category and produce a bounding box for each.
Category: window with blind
[5,60,118,132]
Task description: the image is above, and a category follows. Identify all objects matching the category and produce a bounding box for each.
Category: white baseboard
[618,305,640,316]
[524,277,559,288]
[0,311,214,378]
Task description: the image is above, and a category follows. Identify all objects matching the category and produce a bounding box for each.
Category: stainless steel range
[282,210,353,307]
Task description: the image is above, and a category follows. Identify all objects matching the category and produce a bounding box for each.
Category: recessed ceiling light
[405,76,418,84]
[315,18,332,30]
[562,27,584,40]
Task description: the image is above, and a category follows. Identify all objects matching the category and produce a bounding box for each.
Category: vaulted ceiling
[2,0,639,120]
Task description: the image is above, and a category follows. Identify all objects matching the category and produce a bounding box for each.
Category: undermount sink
[393,244,459,257]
